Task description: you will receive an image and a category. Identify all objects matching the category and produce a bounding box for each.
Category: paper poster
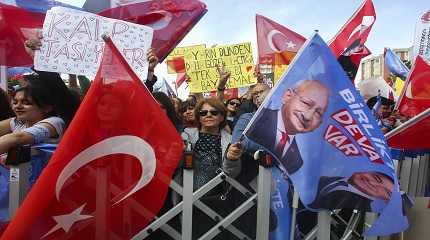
[34,7,153,81]
[184,42,257,93]
[413,10,430,61]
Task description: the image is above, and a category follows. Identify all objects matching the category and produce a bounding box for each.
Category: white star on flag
[42,204,93,238]
[286,41,296,49]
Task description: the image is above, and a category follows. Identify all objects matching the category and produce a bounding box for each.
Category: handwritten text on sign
[34,7,153,81]
[184,42,257,93]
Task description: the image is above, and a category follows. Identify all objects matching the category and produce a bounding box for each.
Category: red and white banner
[1,38,183,239]
[413,10,430,61]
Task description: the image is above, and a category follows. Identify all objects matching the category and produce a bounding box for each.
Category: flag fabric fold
[244,33,407,236]
[395,55,430,118]
[89,0,207,62]
[386,108,430,150]
[0,0,79,66]
[1,37,183,239]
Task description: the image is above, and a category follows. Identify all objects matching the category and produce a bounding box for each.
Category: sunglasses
[228,101,241,107]
[198,109,220,117]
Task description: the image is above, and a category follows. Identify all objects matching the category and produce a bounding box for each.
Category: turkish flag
[0,3,44,66]
[386,108,430,150]
[97,0,207,62]
[329,0,376,58]
[1,38,183,239]
[256,14,306,65]
[396,55,430,118]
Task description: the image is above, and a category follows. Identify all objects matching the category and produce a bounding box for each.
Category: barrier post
[256,151,273,240]
[317,211,331,240]
[8,162,30,218]
[182,145,194,240]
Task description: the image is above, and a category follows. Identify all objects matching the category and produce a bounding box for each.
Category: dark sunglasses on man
[199,109,220,117]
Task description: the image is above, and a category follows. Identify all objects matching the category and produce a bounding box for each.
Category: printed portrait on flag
[244,33,407,235]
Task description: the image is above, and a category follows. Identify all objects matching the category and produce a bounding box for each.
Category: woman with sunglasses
[176,97,240,239]
[0,72,79,155]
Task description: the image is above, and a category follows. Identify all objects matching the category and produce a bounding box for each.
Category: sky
[60,0,429,97]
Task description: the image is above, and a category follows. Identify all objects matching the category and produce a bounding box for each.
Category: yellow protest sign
[184,42,257,93]
[166,44,206,74]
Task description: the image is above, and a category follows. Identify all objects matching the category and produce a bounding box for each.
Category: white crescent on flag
[347,15,375,41]
[267,29,285,53]
[55,135,157,205]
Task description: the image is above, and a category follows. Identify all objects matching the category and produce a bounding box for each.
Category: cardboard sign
[34,7,153,81]
[166,44,205,74]
[184,42,257,93]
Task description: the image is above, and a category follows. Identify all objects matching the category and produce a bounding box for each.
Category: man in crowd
[309,171,394,210]
[247,79,330,174]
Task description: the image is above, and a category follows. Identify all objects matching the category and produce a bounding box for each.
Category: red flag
[1,38,183,239]
[329,0,376,58]
[175,72,187,89]
[256,14,306,65]
[395,55,430,117]
[386,108,430,150]
[98,0,207,62]
[0,3,44,66]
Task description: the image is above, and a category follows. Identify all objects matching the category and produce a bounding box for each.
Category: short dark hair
[194,97,227,129]
[0,88,14,120]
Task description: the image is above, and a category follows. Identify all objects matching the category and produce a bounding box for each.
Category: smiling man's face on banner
[349,172,394,201]
[281,80,330,135]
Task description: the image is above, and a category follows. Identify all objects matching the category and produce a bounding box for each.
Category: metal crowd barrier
[6,147,411,239]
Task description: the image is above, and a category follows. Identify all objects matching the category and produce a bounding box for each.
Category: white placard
[34,7,153,81]
[413,10,430,61]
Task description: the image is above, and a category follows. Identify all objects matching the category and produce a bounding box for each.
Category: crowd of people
[0,34,416,239]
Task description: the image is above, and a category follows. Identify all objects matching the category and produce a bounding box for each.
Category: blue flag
[244,33,408,236]
[384,48,409,80]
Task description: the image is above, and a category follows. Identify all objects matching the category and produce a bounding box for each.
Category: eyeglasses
[228,101,241,107]
[198,109,220,117]
[292,89,324,121]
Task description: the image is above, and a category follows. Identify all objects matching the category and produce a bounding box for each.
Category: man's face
[252,84,270,105]
[350,172,393,201]
[378,104,392,119]
[281,81,329,134]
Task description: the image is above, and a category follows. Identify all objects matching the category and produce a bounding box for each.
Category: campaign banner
[34,6,153,81]
[184,42,257,93]
[166,44,205,74]
[244,33,408,235]
[413,10,430,61]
